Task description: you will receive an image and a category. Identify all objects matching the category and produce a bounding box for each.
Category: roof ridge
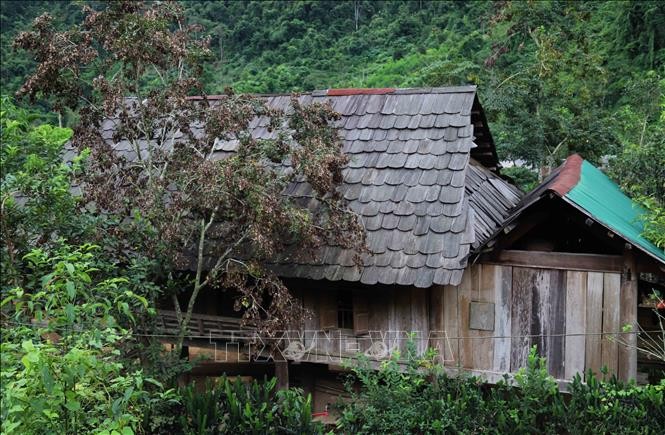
[189,86,478,100]
[549,153,583,196]
[317,85,477,96]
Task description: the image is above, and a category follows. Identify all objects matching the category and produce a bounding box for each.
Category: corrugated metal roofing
[564,157,665,264]
[488,154,665,265]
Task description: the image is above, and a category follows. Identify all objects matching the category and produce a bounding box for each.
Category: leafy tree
[14,1,365,352]
[0,96,86,288]
[0,244,177,434]
[0,96,178,433]
[609,75,665,248]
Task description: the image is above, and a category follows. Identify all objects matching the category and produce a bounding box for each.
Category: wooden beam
[188,362,271,377]
[488,250,622,273]
[275,360,289,390]
[495,212,549,251]
[618,249,638,381]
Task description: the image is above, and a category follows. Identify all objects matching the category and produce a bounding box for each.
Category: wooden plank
[547,269,566,379]
[410,287,429,355]
[303,290,318,349]
[458,265,475,369]
[353,292,369,337]
[492,250,623,273]
[585,272,604,378]
[442,285,459,366]
[565,271,587,380]
[510,267,534,371]
[601,273,621,377]
[618,250,638,381]
[368,287,390,358]
[388,287,398,355]
[530,269,550,363]
[475,264,495,371]
[394,288,412,354]
[319,290,338,331]
[429,286,445,363]
[493,265,512,373]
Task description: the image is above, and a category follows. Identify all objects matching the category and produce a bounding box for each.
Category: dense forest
[2,1,664,171]
[1,2,664,433]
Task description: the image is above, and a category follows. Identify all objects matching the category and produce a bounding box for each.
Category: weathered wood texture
[585,272,604,377]
[601,273,620,376]
[442,285,459,365]
[429,264,629,381]
[618,249,638,381]
[510,267,534,371]
[292,263,631,382]
[300,285,431,361]
[491,250,623,273]
[493,265,512,373]
[458,267,475,368]
[564,271,586,379]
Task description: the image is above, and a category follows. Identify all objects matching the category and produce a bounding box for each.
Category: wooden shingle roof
[260,87,521,287]
[101,87,522,287]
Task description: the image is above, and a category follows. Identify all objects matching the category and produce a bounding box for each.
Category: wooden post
[618,248,638,381]
[429,286,445,364]
[275,360,289,390]
[564,271,587,380]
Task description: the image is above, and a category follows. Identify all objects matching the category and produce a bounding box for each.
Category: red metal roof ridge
[326,88,395,96]
[549,153,583,196]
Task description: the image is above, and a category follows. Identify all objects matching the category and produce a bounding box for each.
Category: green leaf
[64,399,81,412]
[123,386,134,402]
[64,303,75,322]
[66,281,76,300]
[41,365,54,394]
[43,409,59,420]
[21,340,35,352]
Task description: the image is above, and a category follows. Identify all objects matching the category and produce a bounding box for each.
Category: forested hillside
[2,0,663,182]
[1,3,664,433]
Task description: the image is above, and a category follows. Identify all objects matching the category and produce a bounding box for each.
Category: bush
[337,346,665,434]
[177,376,323,435]
[0,244,177,434]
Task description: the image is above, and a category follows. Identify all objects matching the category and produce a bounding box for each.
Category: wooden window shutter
[319,290,337,331]
[353,292,369,336]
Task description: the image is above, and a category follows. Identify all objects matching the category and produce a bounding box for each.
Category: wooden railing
[155,310,254,340]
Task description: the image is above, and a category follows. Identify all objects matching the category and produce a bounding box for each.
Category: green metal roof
[563,159,665,264]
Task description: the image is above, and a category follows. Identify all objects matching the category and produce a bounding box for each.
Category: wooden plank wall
[433,264,629,381]
[295,263,632,382]
[300,286,432,361]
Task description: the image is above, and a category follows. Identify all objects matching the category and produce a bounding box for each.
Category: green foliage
[2,1,663,165]
[177,377,322,435]
[0,244,176,434]
[565,371,665,434]
[338,346,665,434]
[635,196,665,249]
[0,96,87,287]
[501,166,538,193]
[609,76,665,248]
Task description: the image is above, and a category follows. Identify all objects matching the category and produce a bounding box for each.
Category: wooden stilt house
[104,87,664,411]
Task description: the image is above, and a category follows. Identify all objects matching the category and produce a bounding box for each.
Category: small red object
[312,411,329,418]
[326,88,395,96]
[656,300,665,310]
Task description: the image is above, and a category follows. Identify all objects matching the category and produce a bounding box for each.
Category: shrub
[0,245,176,434]
[177,376,323,434]
[337,346,665,434]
